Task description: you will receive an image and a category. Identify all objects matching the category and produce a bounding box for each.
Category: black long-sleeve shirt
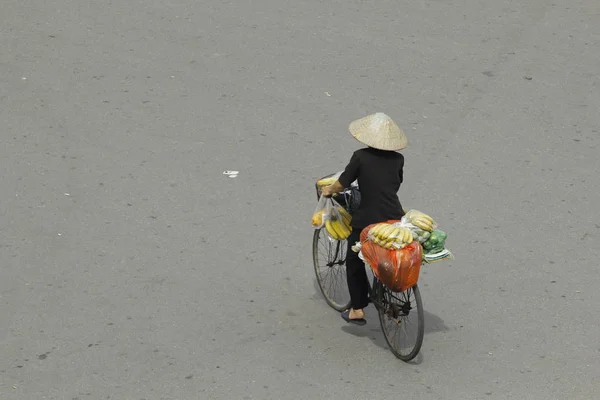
[338,147,405,229]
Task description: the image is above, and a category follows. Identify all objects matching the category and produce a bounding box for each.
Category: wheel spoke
[313,229,350,311]
[378,284,424,361]
[325,266,338,295]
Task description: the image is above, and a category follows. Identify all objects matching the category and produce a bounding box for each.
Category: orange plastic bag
[360,222,422,293]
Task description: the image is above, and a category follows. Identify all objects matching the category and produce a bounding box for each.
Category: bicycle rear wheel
[312,228,351,311]
[377,282,424,361]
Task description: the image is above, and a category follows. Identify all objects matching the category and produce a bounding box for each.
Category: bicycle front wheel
[312,228,351,311]
[377,282,424,361]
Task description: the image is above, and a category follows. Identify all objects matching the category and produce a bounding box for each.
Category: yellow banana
[338,207,352,225]
[381,225,396,239]
[334,220,350,239]
[338,217,350,233]
[399,228,407,242]
[398,228,406,242]
[421,222,434,232]
[338,220,351,239]
[377,225,389,240]
[368,225,378,238]
[418,216,434,226]
[385,226,398,243]
[404,229,414,243]
[412,218,433,232]
[345,224,353,238]
[339,215,350,228]
[406,210,435,228]
[338,225,349,240]
[325,220,340,240]
[372,224,383,238]
[412,210,433,221]
[371,224,385,238]
[344,223,353,238]
[393,228,408,243]
[373,237,386,247]
[325,220,335,239]
[330,220,344,239]
[418,213,434,224]
[317,177,336,187]
[342,214,352,228]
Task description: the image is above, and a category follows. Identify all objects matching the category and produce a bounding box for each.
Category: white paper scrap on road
[223,170,239,178]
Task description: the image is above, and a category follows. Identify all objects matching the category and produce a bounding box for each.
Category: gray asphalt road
[2,0,599,399]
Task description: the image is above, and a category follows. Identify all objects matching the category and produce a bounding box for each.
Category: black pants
[346,228,370,310]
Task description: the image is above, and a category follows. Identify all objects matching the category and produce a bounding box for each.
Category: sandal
[341,309,367,326]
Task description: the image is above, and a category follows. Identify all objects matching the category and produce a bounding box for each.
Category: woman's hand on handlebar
[322,181,344,197]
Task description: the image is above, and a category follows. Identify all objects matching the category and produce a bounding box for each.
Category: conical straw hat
[348,112,408,151]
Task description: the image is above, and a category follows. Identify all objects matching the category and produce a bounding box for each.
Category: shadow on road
[312,278,326,301]
[340,307,449,365]
[313,276,449,333]
[311,277,350,305]
[422,309,450,334]
[312,271,450,364]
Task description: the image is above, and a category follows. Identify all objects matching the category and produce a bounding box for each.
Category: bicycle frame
[367,269,415,316]
[313,173,424,361]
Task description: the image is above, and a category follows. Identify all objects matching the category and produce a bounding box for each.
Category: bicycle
[312,173,424,362]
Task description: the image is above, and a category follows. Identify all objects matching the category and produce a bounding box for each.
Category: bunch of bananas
[316,176,337,187]
[325,207,352,240]
[368,223,413,249]
[405,210,436,232]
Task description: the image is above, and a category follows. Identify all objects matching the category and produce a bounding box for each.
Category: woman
[321,112,407,325]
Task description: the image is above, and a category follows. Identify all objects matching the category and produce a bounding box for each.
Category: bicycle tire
[377,282,424,361]
[312,228,351,311]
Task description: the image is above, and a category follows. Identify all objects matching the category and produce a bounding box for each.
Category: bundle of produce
[311,195,352,240]
[353,209,453,263]
[366,223,414,250]
[360,236,423,293]
[324,205,352,240]
[394,210,437,242]
[316,171,359,189]
[421,229,453,263]
[398,209,453,263]
[316,172,341,188]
